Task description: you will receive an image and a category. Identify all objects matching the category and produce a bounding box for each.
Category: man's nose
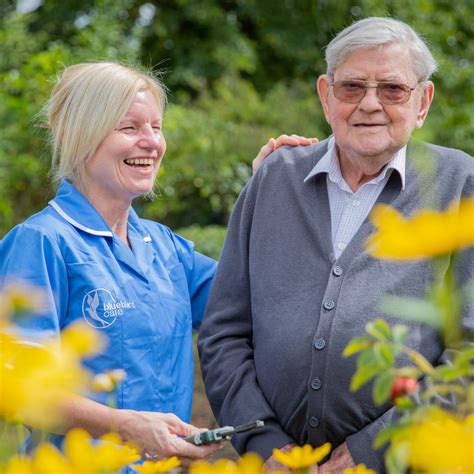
[358,87,384,111]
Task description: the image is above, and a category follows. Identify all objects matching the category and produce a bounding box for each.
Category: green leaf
[366,319,392,342]
[374,424,406,449]
[397,366,422,379]
[394,396,415,410]
[379,295,442,327]
[385,441,410,474]
[380,343,395,365]
[455,345,474,365]
[373,371,395,405]
[342,336,373,358]
[462,280,474,304]
[351,363,383,391]
[435,364,466,381]
[392,324,409,344]
[357,347,378,367]
[372,342,394,367]
[407,350,435,374]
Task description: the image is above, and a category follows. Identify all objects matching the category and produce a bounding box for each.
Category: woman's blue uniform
[0,179,217,450]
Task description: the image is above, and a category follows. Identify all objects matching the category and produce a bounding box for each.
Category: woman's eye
[120,127,137,133]
[152,127,161,134]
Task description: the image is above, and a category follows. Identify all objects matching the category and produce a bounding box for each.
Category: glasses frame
[330,79,423,105]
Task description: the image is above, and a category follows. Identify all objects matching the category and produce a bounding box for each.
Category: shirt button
[311,378,322,390]
[314,338,326,350]
[352,200,361,207]
[337,242,346,251]
[308,416,320,428]
[332,265,343,276]
[323,300,335,310]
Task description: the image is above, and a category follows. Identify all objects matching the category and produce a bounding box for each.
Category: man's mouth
[124,158,154,167]
[353,123,385,127]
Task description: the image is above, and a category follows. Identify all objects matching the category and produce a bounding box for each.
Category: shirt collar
[304,136,406,190]
[48,179,152,242]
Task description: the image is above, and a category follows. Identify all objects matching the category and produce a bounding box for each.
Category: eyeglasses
[331,80,421,105]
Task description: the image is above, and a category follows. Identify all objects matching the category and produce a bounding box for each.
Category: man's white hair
[325,17,437,80]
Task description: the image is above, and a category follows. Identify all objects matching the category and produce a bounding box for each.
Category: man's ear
[416,81,435,128]
[317,75,331,124]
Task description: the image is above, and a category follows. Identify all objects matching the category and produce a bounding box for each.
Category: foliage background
[1,0,473,239]
[0,0,473,455]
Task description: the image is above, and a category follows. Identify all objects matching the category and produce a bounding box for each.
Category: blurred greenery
[177,224,227,260]
[0,0,473,238]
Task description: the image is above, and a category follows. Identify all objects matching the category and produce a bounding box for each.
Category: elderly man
[198,17,473,472]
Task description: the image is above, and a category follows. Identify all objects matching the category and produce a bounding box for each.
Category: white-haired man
[198,17,473,472]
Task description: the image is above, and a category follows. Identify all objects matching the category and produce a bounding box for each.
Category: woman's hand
[253,134,318,174]
[118,410,222,466]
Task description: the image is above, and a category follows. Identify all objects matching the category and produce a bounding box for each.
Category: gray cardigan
[198,139,474,471]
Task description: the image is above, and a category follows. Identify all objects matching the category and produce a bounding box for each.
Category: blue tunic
[0,179,217,449]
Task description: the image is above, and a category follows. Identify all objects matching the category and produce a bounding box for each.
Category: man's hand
[315,441,356,473]
[252,134,318,174]
[118,410,222,467]
[263,443,297,472]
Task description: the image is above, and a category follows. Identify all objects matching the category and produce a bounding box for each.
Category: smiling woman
[84,89,166,241]
[1,62,223,465]
[0,61,316,467]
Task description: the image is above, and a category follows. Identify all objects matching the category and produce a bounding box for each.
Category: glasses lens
[378,83,410,104]
[333,81,366,103]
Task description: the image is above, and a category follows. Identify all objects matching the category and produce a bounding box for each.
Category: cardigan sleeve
[198,175,296,460]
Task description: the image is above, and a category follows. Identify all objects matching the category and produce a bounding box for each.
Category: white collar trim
[49,200,113,237]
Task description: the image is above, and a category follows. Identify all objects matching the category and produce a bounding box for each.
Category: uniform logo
[82,288,136,328]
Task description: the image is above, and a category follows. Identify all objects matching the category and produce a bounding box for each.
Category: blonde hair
[45,62,167,190]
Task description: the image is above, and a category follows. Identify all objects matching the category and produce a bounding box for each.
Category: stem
[294,468,310,474]
[403,347,436,376]
[433,254,463,347]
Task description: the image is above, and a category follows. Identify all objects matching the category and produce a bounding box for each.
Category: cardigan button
[311,378,322,390]
[308,416,320,428]
[323,300,335,310]
[314,338,326,350]
[332,265,343,276]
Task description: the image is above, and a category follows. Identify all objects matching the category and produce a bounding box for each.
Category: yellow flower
[32,443,76,474]
[91,373,115,392]
[0,284,45,326]
[92,369,127,392]
[0,335,84,427]
[0,320,106,427]
[366,197,474,260]
[108,368,127,382]
[343,465,376,474]
[393,409,474,473]
[4,455,34,474]
[63,428,141,472]
[189,459,238,474]
[60,321,105,357]
[63,428,95,468]
[189,454,264,474]
[133,456,181,473]
[235,453,264,474]
[272,443,331,469]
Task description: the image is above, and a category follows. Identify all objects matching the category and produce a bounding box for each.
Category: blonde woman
[0,62,315,463]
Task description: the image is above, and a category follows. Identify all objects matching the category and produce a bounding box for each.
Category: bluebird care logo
[82,288,136,328]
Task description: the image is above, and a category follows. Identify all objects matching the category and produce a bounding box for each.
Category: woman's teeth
[124,158,153,166]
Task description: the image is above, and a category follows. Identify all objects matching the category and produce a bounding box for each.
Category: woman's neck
[80,187,132,247]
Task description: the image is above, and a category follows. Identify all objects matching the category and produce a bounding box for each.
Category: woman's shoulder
[4,206,68,241]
